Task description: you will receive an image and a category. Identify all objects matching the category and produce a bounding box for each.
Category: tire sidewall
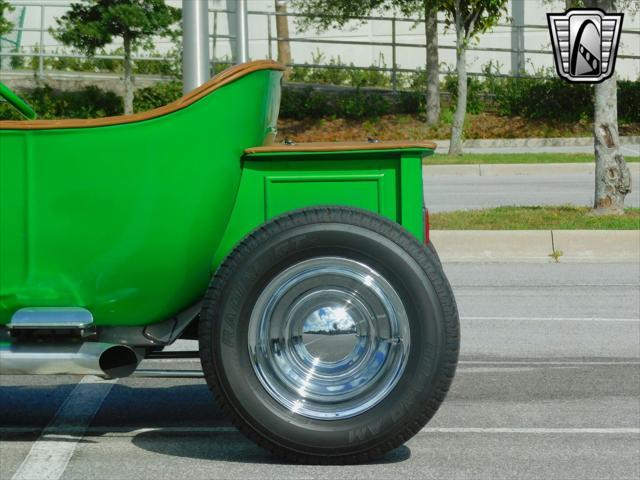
[207,220,450,456]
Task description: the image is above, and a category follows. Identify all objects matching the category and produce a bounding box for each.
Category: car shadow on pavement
[0,382,411,465]
[131,429,411,465]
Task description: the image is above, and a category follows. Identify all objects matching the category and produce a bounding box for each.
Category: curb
[424,162,640,176]
[430,230,640,263]
[432,136,640,148]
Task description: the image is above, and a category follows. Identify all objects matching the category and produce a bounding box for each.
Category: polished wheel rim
[248,257,410,420]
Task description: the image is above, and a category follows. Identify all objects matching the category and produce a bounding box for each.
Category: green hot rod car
[0,60,459,463]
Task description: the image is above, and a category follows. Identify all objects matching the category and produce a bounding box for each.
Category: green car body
[0,62,432,330]
[0,62,461,464]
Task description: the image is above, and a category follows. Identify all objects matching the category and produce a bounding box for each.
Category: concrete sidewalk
[425,162,640,176]
[430,230,640,263]
[431,136,640,155]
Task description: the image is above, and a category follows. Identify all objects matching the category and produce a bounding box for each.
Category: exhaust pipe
[0,342,141,378]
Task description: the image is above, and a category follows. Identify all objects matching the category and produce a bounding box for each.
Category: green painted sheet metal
[212,150,428,269]
[0,69,281,326]
[0,67,430,330]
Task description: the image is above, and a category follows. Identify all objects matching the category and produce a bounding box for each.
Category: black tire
[427,240,443,269]
[199,206,459,464]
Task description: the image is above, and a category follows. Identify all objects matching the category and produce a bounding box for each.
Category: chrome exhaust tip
[0,342,142,378]
[99,345,139,378]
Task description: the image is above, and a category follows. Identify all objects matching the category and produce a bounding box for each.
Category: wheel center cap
[302,306,358,362]
[248,257,410,420]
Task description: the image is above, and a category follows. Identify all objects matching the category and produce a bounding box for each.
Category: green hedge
[279,87,411,119]
[618,81,640,124]
[444,75,638,123]
[1,76,638,123]
[133,81,182,112]
[492,77,593,121]
[281,80,639,122]
[442,74,486,115]
[0,84,122,120]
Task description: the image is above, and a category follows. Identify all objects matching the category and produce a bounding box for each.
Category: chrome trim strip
[9,307,94,329]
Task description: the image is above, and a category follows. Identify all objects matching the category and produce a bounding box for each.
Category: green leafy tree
[0,0,14,37]
[52,0,180,114]
[290,0,443,126]
[442,0,508,155]
[290,0,509,150]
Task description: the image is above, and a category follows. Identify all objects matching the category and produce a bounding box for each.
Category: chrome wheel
[248,257,410,420]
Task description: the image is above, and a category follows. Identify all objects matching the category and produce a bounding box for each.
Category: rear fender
[211,144,434,271]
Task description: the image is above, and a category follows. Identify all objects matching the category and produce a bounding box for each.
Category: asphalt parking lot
[1,261,639,479]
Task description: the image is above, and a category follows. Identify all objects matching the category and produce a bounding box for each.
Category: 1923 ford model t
[0,60,459,463]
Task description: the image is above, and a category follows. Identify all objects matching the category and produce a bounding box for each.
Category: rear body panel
[213,148,431,268]
[0,69,281,327]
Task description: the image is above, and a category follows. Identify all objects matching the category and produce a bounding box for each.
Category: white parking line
[459,360,640,366]
[11,376,116,480]
[420,427,640,435]
[461,316,640,322]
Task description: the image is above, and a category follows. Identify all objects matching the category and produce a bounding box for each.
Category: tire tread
[199,206,459,464]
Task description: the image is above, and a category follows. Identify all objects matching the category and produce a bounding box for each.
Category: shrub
[492,76,593,122]
[487,76,639,124]
[280,86,392,120]
[336,90,390,119]
[290,51,393,89]
[0,102,27,120]
[0,84,122,119]
[1,70,637,124]
[290,51,349,85]
[279,87,330,119]
[443,72,485,114]
[618,81,640,123]
[396,91,424,115]
[347,66,391,89]
[213,61,233,75]
[133,81,182,112]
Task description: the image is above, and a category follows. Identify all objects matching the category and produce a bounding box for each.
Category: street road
[425,171,640,212]
[1,262,639,479]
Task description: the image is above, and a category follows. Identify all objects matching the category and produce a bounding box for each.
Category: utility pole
[510,0,525,76]
[182,0,211,94]
[236,0,249,63]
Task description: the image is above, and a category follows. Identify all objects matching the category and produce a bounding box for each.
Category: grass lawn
[430,206,640,230]
[426,153,640,165]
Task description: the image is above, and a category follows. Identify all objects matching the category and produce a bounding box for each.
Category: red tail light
[423,208,430,245]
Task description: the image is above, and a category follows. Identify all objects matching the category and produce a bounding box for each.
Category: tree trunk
[425,8,440,126]
[448,16,466,155]
[592,76,631,213]
[123,36,134,115]
[275,0,292,81]
[586,0,630,213]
